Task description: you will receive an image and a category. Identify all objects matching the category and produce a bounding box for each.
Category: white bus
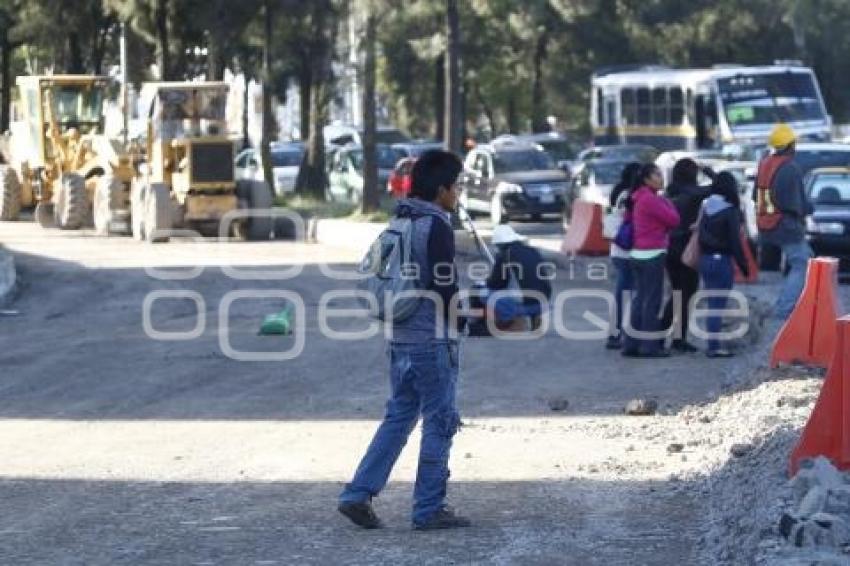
[590,64,831,151]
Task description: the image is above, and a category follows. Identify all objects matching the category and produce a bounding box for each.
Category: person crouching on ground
[484,224,552,331]
[338,150,470,531]
[697,172,750,358]
[622,163,680,358]
[606,161,641,349]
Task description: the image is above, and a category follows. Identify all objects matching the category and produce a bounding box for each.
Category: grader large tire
[54,173,87,230]
[94,174,126,236]
[35,202,54,228]
[237,180,273,241]
[144,183,172,243]
[130,180,145,241]
[0,165,22,221]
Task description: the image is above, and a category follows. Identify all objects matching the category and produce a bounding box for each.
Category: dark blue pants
[624,254,666,354]
[611,256,634,338]
[339,341,460,526]
[699,253,734,353]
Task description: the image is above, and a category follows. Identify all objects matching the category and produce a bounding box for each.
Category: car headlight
[496,181,523,194]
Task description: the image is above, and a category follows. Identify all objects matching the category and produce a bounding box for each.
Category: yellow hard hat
[768,123,796,149]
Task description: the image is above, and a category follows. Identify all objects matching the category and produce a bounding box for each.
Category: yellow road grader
[131,82,272,242]
[0,75,134,234]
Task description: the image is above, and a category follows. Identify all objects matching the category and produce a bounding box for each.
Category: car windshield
[591,162,628,185]
[493,150,554,173]
[718,72,825,126]
[537,140,577,161]
[795,150,850,176]
[270,150,303,167]
[349,146,399,170]
[808,174,850,205]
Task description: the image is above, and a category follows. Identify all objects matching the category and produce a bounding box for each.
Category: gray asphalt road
[0,222,793,565]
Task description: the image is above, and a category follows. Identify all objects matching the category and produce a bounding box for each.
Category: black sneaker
[706,349,734,358]
[672,340,698,353]
[639,349,671,358]
[605,336,622,350]
[338,500,383,529]
[413,506,471,531]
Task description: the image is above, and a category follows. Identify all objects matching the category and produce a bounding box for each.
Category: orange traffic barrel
[770,257,846,369]
[561,200,610,256]
[789,315,850,476]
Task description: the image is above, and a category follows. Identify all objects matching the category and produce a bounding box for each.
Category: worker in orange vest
[755,124,814,318]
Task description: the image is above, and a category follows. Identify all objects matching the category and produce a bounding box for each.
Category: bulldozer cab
[141,82,234,194]
[11,75,108,170]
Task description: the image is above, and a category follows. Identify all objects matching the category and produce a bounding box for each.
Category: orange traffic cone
[789,315,850,476]
[561,200,610,256]
[770,257,845,369]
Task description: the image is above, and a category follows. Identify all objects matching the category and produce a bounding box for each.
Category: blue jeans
[699,253,734,353]
[623,254,666,354]
[611,256,634,338]
[775,241,814,318]
[493,297,543,323]
[339,341,460,526]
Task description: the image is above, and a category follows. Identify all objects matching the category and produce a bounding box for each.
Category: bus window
[637,88,650,125]
[596,88,605,126]
[621,88,636,125]
[686,88,694,126]
[670,87,684,125]
[652,87,667,125]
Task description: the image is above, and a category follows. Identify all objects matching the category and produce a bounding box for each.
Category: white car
[235,143,305,196]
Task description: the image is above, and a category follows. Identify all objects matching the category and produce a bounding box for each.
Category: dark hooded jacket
[698,194,749,276]
[666,181,710,259]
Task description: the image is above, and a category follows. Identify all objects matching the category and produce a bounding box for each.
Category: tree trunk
[361,7,379,214]
[434,52,445,141]
[507,96,518,134]
[530,31,549,132]
[295,3,333,200]
[444,0,462,154]
[67,32,84,73]
[1,30,10,134]
[298,60,311,142]
[260,0,275,195]
[155,0,170,80]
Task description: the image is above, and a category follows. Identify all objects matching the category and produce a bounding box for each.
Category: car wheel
[490,193,506,225]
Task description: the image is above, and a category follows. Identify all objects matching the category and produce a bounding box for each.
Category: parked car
[458,138,570,224]
[578,144,659,163]
[326,143,398,203]
[387,157,416,198]
[324,124,411,147]
[234,142,305,196]
[493,132,580,174]
[391,140,444,160]
[804,167,850,263]
[565,159,631,220]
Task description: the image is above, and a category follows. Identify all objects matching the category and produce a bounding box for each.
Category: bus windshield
[718,72,825,127]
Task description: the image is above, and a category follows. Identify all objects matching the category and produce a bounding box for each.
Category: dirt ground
[0,221,847,565]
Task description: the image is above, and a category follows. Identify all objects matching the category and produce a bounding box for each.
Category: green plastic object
[259,305,292,335]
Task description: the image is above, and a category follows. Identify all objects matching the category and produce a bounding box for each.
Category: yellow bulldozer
[130,82,272,243]
[0,75,134,234]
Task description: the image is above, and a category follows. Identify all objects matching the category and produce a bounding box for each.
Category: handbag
[681,206,705,270]
[613,218,634,250]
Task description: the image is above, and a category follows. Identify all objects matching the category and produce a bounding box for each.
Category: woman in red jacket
[622,163,680,358]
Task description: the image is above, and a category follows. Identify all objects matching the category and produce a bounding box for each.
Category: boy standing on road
[338,150,470,531]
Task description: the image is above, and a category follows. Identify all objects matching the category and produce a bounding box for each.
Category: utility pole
[120,22,129,145]
[445,0,463,154]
